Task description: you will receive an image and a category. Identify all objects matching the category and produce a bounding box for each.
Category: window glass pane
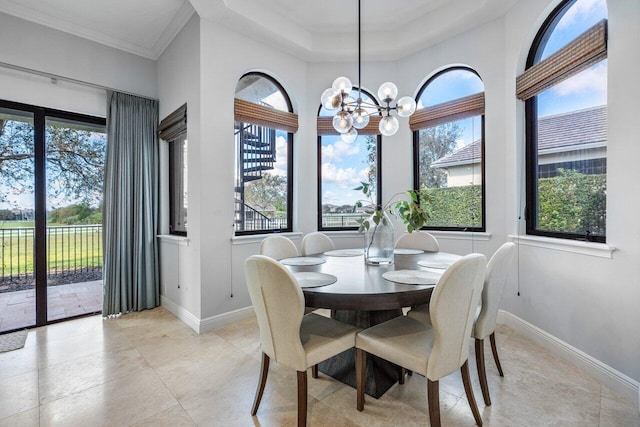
[169,133,187,234]
[414,68,485,231]
[416,115,483,229]
[527,0,608,241]
[539,0,607,61]
[533,61,607,237]
[234,73,292,234]
[318,87,380,230]
[417,69,484,108]
[320,134,377,229]
[45,117,106,322]
[235,74,289,112]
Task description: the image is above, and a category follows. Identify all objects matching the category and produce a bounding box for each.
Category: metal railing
[321,213,368,228]
[0,224,102,291]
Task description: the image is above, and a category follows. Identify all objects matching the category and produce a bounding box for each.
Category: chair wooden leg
[356,348,366,411]
[297,370,308,427]
[427,379,441,427]
[489,332,504,377]
[475,338,491,406]
[461,360,483,426]
[399,367,406,385]
[311,364,318,379]
[252,352,270,416]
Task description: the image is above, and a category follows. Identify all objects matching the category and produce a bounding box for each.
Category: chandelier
[320,0,416,143]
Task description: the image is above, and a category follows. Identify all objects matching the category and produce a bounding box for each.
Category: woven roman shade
[234,98,298,133]
[159,103,186,141]
[516,19,607,101]
[317,115,382,136]
[409,93,485,131]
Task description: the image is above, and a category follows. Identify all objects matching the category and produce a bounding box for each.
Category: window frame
[316,87,382,231]
[234,72,294,236]
[524,0,607,243]
[412,66,486,233]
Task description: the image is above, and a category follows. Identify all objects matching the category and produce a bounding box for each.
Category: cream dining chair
[245,255,360,427]
[395,230,439,252]
[407,242,516,406]
[259,235,299,260]
[301,232,335,256]
[355,254,487,427]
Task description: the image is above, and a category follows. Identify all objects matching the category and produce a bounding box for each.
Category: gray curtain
[103,91,160,316]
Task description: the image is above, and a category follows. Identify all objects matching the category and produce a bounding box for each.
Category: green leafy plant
[353,182,430,233]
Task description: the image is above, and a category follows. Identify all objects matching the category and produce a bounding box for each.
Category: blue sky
[538,0,607,117]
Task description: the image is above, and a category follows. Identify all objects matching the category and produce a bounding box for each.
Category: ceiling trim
[0,0,194,60]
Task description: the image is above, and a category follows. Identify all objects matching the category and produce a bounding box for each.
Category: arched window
[317,88,382,230]
[518,0,607,242]
[411,67,485,231]
[234,72,297,235]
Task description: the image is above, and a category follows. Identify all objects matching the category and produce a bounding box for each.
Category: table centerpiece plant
[354,182,430,265]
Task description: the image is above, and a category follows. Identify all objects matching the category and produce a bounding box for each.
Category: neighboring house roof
[431,105,607,168]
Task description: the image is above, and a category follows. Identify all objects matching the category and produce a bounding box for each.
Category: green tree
[364,135,377,191]
[417,122,462,188]
[0,119,105,207]
[49,203,102,225]
[245,172,287,212]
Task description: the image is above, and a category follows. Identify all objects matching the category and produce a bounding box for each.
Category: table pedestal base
[318,309,403,398]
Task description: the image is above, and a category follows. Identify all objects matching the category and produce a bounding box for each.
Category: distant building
[431,105,607,186]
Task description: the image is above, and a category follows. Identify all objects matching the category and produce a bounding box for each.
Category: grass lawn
[1,225,102,276]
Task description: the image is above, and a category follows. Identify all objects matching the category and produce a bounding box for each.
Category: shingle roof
[431,105,607,168]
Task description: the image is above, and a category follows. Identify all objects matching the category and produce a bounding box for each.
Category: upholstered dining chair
[395,231,439,252]
[259,235,298,260]
[245,255,360,427]
[301,232,335,256]
[408,242,516,406]
[355,254,487,427]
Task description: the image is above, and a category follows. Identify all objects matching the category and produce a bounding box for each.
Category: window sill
[232,231,303,246]
[427,230,492,241]
[508,234,615,259]
[157,234,190,246]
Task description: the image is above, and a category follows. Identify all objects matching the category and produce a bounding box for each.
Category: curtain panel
[103,91,160,316]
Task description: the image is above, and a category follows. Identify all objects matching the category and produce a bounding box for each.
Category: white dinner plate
[323,249,363,257]
[280,257,326,266]
[293,272,338,288]
[382,269,441,285]
[393,248,424,255]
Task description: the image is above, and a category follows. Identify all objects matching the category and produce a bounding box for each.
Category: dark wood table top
[285,250,452,311]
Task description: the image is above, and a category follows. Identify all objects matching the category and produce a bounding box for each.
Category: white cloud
[550,61,607,99]
[557,0,606,31]
[321,141,360,163]
[321,162,359,188]
[271,135,288,177]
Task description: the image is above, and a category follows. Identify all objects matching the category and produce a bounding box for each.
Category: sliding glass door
[0,107,36,332]
[0,100,105,333]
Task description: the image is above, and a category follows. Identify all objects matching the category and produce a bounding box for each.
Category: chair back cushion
[427,253,486,380]
[245,255,306,369]
[395,231,439,252]
[301,232,335,256]
[259,235,299,260]
[474,242,516,339]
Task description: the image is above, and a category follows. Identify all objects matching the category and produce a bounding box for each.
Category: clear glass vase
[364,209,394,265]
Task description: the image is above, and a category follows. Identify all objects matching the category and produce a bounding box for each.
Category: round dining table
[282,249,460,398]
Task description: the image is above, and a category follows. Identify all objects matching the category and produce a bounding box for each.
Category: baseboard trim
[160,296,200,332]
[198,306,255,333]
[497,310,640,411]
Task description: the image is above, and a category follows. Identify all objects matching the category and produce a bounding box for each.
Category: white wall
[156,15,202,319]
[198,20,310,322]
[0,12,157,109]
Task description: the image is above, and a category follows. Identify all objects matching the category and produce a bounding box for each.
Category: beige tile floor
[0,307,638,426]
[0,281,102,332]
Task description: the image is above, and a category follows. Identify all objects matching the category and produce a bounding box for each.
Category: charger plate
[382,269,441,285]
[293,272,338,288]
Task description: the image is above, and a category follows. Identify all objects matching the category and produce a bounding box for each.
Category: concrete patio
[0,281,102,332]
